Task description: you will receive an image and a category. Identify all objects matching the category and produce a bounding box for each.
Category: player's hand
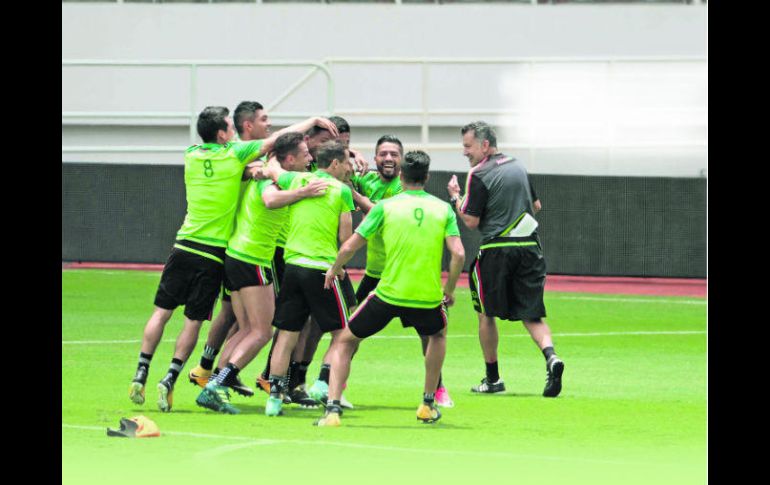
[324,267,345,289]
[348,148,369,175]
[442,292,455,308]
[300,179,329,198]
[247,160,266,180]
[315,117,339,138]
[447,175,461,198]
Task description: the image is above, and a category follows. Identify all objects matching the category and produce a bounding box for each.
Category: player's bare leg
[523,319,564,398]
[417,328,446,423]
[315,328,358,426]
[472,313,505,394]
[129,307,174,405]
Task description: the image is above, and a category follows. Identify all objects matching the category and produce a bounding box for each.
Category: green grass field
[62,269,707,485]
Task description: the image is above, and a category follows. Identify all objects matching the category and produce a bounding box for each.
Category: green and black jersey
[355,190,460,308]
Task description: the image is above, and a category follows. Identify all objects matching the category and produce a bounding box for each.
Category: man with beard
[304,135,455,409]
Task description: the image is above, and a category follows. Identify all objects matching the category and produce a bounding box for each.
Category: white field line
[549,295,705,305]
[61,330,704,345]
[61,424,642,466]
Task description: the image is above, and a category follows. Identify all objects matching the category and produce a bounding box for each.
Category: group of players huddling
[127,101,564,426]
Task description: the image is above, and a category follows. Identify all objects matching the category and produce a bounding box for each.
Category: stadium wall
[61,163,706,278]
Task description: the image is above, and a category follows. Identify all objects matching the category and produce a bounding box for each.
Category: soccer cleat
[289,385,319,408]
[265,395,284,416]
[196,382,240,414]
[308,379,329,403]
[543,357,565,398]
[156,381,174,412]
[339,393,354,410]
[435,386,455,408]
[416,403,442,424]
[256,375,271,395]
[470,377,505,394]
[227,375,254,398]
[314,410,341,427]
[188,365,212,388]
[128,381,145,405]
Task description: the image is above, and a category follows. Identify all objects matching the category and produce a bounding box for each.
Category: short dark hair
[375,135,403,155]
[314,140,347,169]
[233,101,264,136]
[305,124,333,139]
[461,121,497,148]
[401,150,430,185]
[273,132,304,162]
[328,116,350,134]
[197,106,230,143]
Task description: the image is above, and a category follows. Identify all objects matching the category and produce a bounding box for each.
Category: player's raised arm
[259,117,339,157]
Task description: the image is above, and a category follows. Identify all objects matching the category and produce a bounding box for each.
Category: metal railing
[62,59,334,146]
[62,56,707,165]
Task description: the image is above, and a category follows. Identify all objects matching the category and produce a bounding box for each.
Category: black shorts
[224,255,275,292]
[273,264,355,333]
[273,246,286,294]
[355,274,380,304]
[341,269,357,308]
[349,293,448,339]
[469,237,547,322]
[154,242,225,322]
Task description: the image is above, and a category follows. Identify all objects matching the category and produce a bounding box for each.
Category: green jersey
[225,179,287,266]
[278,170,355,270]
[355,190,460,308]
[352,172,403,277]
[176,140,263,248]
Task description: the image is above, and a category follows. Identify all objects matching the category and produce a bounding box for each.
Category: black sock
[327,399,342,414]
[216,363,240,386]
[298,361,311,386]
[162,358,184,387]
[485,361,500,383]
[134,352,152,382]
[262,331,279,379]
[200,345,219,371]
[423,392,435,406]
[542,346,556,362]
[287,361,301,389]
[437,373,443,391]
[318,364,331,384]
[268,374,285,397]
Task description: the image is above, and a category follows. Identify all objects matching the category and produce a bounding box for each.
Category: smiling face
[375,142,402,181]
[281,141,312,172]
[462,130,490,167]
[246,109,271,140]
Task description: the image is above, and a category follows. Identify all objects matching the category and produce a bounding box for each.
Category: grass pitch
[62,269,707,485]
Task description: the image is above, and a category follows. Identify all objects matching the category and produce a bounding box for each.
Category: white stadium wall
[62,3,707,177]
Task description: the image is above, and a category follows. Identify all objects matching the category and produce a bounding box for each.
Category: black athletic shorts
[469,236,546,322]
[349,293,448,339]
[273,245,286,294]
[273,264,354,333]
[154,241,225,322]
[340,269,357,308]
[355,274,380,304]
[224,255,275,292]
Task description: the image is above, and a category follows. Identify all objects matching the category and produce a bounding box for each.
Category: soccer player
[195,132,328,414]
[187,100,274,398]
[446,121,565,398]
[315,150,465,427]
[259,140,356,417]
[347,135,455,407]
[127,105,338,412]
[256,118,361,409]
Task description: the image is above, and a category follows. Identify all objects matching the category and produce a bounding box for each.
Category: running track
[62,262,706,298]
